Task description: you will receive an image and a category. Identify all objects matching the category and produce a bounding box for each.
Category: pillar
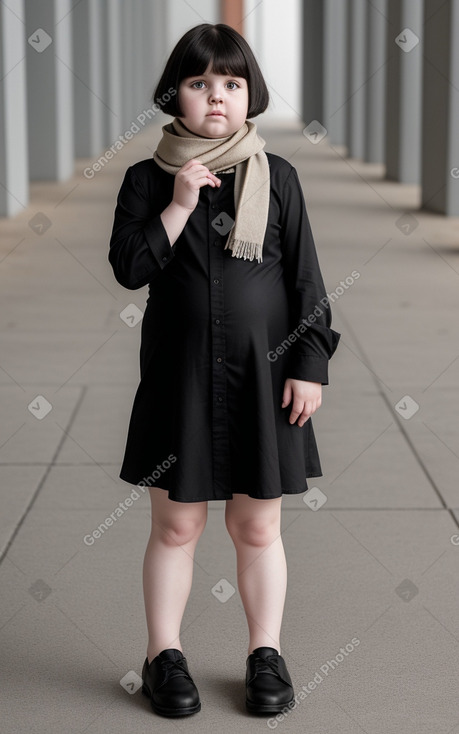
[385,0,423,183]
[346,0,368,159]
[221,0,243,31]
[103,0,122,143]
[25,0,74,180]
[0,0,28,216]
[301,0,324,127]
[72,0,105,157]
[364,0,388,163]
[324,0,348,146]
[421,0,459,214]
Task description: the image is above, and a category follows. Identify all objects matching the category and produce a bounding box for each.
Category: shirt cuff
[286,355,330,385]
[143,214,175,270]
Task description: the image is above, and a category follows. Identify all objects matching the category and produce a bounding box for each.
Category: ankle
[248,644,281,656]
[147,643,183,664]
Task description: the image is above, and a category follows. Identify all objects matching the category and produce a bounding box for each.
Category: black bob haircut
[152,23,270,119]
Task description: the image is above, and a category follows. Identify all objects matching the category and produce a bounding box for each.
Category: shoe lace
[253,654,291,686]
[161,658,193,682]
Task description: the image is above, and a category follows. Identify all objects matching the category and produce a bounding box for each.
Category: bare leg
[143,487,208,663]
[225,495,287,657]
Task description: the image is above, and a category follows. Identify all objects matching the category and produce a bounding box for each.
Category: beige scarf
[153,117,270,263]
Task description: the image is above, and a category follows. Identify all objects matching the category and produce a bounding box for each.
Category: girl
[108,23,340,718]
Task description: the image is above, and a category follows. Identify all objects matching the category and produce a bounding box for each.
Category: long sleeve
[108,166,175,289]
[279,166,341,385]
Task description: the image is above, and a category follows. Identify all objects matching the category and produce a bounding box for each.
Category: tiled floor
[1,117,459,733]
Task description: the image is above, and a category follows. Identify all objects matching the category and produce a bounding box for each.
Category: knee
[225,516,279,547]
[154,517,206,547]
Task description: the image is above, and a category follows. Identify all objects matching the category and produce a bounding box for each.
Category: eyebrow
[186,73,245,79]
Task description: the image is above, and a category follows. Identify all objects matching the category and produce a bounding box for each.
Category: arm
[108,166,177,290]
[108,162,221,290]
[160,200,193,246]
[279,166,341,425]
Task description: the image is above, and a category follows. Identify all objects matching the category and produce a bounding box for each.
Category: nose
[209,88,223,103]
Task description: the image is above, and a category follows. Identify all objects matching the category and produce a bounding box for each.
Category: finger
[185,172,218,189]
[187,162,221,184]
[281,382,292,408]
[189,169,220,186]
[289,400,304,424]
[201,169,221,185]
[298,400,318,427]
[206,173,221,186]
[298,409,312,427]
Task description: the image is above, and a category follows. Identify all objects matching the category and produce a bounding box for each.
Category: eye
[226,81,240,90]
[191,81,205,89]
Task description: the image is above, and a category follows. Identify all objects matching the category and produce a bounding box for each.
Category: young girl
[108,23,340,718]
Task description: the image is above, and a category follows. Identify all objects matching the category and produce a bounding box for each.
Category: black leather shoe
[141,648,201,717]
[246,646,294,714]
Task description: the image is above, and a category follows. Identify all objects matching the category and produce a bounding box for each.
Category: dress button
[215,319,221,325]
[213,240,220,246]
[213,278,220,285]
[217,396,223,403]
[216,357,222,363]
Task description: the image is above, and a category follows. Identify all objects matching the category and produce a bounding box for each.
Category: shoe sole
[142,684,201,717]
[246,696,295,714]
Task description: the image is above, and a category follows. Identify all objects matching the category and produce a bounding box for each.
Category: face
[177,64,249,138]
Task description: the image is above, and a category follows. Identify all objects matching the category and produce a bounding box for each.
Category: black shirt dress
[108,152,341,502]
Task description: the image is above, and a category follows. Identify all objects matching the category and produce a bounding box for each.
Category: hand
[281,379,322,427]
[172,158,221,212]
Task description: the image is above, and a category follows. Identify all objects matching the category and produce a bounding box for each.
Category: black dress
[108,152,340,502]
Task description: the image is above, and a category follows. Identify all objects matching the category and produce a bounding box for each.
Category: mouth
[207,112,225,117]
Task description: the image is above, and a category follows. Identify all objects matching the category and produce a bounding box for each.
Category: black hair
[152,23,269,119]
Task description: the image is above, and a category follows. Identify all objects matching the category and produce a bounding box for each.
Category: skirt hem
[117,471,323,503]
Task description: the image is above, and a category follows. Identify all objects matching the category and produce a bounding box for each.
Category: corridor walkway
[1,118,458,733]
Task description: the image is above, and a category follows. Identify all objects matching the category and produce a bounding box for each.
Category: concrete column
[120,1,134,131]
[301,0,324,127]
[421,0,459,215]
[131,1,144,113]
[221,0,243,30]
[324,0,348,146]
[150,1,168,98]
[385,0,423,183]
[364,0,388,163]
[25,0,74,180]
[0,0,28,216]
[143,1,171,130]
[142,0,172,127]
[72,0,105,157]
[346,0,368,159]
[103,0,122,143]
[141,0,155,113]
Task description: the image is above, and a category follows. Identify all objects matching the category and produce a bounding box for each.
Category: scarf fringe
[224,237,263,263]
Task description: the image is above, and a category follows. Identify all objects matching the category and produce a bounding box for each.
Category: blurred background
[1,2,459,733]
[1,0,459,215]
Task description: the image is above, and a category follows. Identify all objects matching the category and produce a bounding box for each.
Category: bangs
[178,31,248,81]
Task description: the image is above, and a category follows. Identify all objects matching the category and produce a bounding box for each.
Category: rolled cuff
[286,326,341,385]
